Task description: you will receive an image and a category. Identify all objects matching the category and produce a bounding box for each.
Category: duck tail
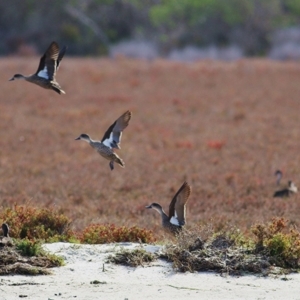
[117,158,125,167]
[52,86,65,95]
[115,156,125,168]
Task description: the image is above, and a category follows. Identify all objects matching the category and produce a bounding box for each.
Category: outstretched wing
[101,111,132,149]
[35,42,62,80]
[57,46,67,70]
[169,182,191,226]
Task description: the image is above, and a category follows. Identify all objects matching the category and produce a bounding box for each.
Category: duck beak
[145,205,152,209]
[75,136,81,140]
[9,77,14,81]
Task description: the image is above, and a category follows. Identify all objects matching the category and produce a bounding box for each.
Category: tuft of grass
[15,238,64,266]
[43,253,65,267]
[0,205,76,242]
[80,224,156,244]
[16,238,43,256]
[162,227,253,274]
[0,239,64,276]
[107,248,157,267]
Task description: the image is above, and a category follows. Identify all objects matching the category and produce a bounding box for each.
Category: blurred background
[1,0,300,61]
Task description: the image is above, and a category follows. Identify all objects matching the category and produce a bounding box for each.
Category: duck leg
[109,161,114,170]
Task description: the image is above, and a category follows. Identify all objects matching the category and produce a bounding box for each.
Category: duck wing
[101,111,131,149]
[35,41,60,81]
[169,182,191,226]
[57,46,67,70]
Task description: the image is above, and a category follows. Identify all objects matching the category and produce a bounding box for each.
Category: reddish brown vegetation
[80,224,155,244]
[1,57,300,239]
[0,205,155,244]
[252,217,300,268]
[0,205,73,241]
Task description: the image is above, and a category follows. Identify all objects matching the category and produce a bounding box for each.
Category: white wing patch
[37,67,49,79]
[170,211,180,226]
[102,132,114,148]
[290,182,298,193]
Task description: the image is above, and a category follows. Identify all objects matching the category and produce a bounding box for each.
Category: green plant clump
[252,218,300,268]
[16,238,43,256]
[15,238,64,266]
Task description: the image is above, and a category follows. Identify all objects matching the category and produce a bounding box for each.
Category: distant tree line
[0,0,300,56]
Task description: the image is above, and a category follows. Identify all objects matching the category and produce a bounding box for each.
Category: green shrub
[251,218,300,268]
[16,238,43,256]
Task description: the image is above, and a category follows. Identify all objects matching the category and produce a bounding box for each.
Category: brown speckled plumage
[75,111,131,170]
[146,182,191,234]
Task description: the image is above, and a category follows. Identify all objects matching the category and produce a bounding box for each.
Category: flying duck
[9,41,66,94]
[75,110,132,170]
[146,181,191,234]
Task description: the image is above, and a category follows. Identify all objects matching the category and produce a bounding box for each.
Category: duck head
[146,203,164,213]
[75,134,91,142]
[9,74,24,81]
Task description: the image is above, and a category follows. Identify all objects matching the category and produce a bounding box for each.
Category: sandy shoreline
[0,242,300,300]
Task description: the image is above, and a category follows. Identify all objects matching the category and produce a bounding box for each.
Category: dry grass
[0,242,63,275]
[163,218,300,275]
[1,57,300,240]
[107,248,157,267]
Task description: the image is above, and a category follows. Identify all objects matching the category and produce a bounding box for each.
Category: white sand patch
[0,242,299,300]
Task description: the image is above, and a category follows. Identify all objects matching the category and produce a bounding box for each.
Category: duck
[9,41,66,94]
[273,180,298,198]
[75,110,132,170]
[146,181,191,234]
[0,223,13,247]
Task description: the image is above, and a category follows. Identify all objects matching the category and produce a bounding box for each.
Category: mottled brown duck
[9,41,66,94]
[146,181,191,234]
[273,180,298,198]
[75,111,132,170]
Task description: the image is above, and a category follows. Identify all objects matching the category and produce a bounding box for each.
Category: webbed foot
[109,161,114,170]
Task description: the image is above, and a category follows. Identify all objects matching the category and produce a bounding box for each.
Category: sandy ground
[0,243,300,300]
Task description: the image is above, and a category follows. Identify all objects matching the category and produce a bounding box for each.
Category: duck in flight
[75,111,132,170]
[9,41,66,94]
[146,181,191,234]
